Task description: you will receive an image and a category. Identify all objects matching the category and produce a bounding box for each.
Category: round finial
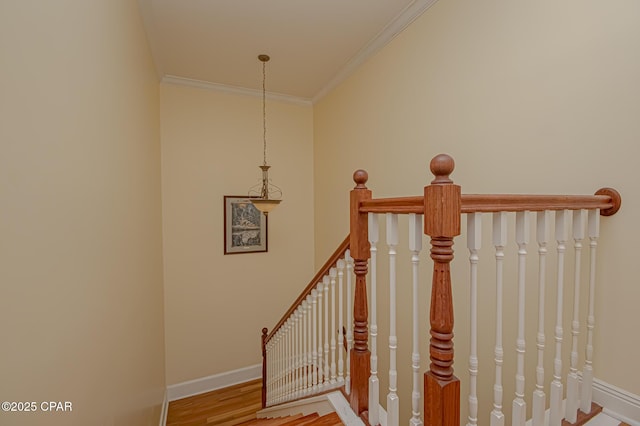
[262,327,268,335]
[595,187,621,216]
[430,154,455,184]
[353,169,368,188]
[258,54,270,62]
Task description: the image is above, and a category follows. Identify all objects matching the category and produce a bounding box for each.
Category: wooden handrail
[265,235,350,343]
[359,196,423,214]
[357,189,621,216]
[460,191,620,214]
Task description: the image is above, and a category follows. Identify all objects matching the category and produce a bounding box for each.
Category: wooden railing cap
[353,170,368,188]
[430,154,455,184]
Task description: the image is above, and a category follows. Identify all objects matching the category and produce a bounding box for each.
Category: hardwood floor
[167,379,263,426]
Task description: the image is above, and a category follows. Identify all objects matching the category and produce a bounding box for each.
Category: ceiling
[138,0,438,103]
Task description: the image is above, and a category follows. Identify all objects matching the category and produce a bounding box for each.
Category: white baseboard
[167,364,262,401]
[593,378,640,426]
[159,390,168,426]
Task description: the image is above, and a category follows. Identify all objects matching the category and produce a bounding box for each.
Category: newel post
[261,327,268,408]
[349,170,371,416]
[424,154,461,426]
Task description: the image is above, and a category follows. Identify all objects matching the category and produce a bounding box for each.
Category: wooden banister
[359,196,424,214]
[261,152,622,418]
[265,235,350,343]
[357,191,621,216]
[460,191,621,214]
[349,170,371,417]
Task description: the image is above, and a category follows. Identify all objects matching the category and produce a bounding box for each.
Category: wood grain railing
[358,191,620,215]
[264,235,350,344]
[262,235,350,407]
[262,153,621,425]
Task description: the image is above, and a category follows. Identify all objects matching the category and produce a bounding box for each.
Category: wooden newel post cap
[425,154,461,237]
[353,170,368,188]
[430,154,455,184]
[262,328,268,337]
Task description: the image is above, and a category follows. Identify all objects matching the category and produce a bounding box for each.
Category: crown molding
[162,75,312,107]
[312,0,439,104]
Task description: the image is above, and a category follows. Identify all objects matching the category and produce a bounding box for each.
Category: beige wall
[0,1,165,425]
[160,83,315,385]
[314,0,640,422]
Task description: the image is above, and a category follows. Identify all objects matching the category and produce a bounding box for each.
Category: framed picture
[224,196,268,254]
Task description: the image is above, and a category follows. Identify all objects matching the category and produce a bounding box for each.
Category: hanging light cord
[262,60,267,167]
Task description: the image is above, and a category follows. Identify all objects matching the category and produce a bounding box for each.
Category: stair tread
[306,412,343,426]
[562,403,603,426]
[279,412,320,426]
[215,413,258,426]
[239,413,305,426]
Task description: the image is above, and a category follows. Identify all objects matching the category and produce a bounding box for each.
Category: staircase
[260,154,628,426]
[166,379,345,426]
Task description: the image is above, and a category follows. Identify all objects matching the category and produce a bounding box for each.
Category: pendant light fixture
[249,54,282,215]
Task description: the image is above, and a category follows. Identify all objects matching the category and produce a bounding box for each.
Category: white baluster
[283,322,288,401]
[278,326,286,401]
[300,299,309,395]
[550,210,568,426]
[312,288,319,391]
[295,308,302,398]
[532,211,548,426]
[491,212,507,426]
[330,267,337,384]
[278,332,282,402]
[410,214,423,426]
[300,307,306,397]
[368,214,380,426]
[467,213,481,426]
[316,284,323,390]
[283,326,288,402]
[271,339,276,404]
[387,213,399,426]
[270,338,274,404]
[289,318,295,399]
[581,209,600,413]
[280,328,288,401]
[323,276,330,386]
[270,335,274,403]
[272,331,278,403]
[306,295,313,393]
[337,258,346,384]
[566,210,586,422]
[283,321,289,401]
[275,329,282,402]
[287,319,293,400]
[345,249,353,394]
[266,340,271,405]
[513,211,529,426]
